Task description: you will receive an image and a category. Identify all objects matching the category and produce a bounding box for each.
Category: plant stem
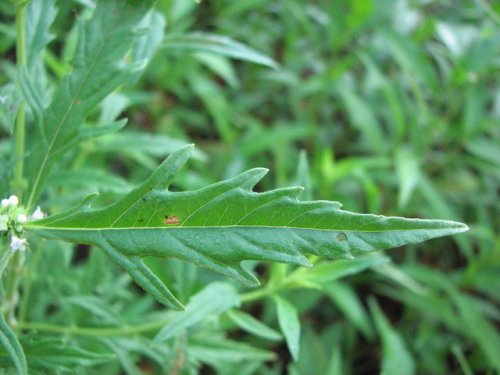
[240,286,274,303]
[18,316,172,337]
[240,260,320,303]
[18,241,44,325]
[3,252,25,327]
[13,1,27,198]
[3,0,28,329]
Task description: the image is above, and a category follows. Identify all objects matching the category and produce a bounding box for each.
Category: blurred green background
[1,0,499,374]
[135,3,500,372]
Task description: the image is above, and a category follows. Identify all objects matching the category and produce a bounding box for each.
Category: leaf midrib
[26,225,463,233]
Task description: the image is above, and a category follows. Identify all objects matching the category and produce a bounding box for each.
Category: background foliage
[0,0,499,374]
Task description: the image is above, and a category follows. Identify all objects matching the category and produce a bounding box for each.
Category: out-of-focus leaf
[25,0,155,208]
[239,122,316,156]
[102,337,168,375]
[189,334,275,367]
[95,131,206,163]
[369,297,415,375]
[99,93,130,124]
[49,168,132,195]
[443,281,500,371]
[294,150,312,201]
[128,10,166,85]
[64,295,124,325]
[325,340,343,375]
[78,120,128,141]
[395,146,420,208]
[374,262,426,295]
[338,88,388,154]
[194,52,239,88]
[227,309,282,341]
[25,0,57,69]
[275,295,300,361]
[379,28,436,88]
[163,32,279,69]
[154,283,240,344]
[22,336,113,371]
[304,254,390,285]
[0,314,27,375]
[188,73,235,142]
[0,84,21,133]
[466,137,500,167]
[324,281,373,339]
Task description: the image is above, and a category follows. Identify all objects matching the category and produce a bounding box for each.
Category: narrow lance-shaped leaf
[25,0,154,208]
[154,282,240,344]
[25,0,57,70]
[369,297,416,375]
[274,296,301,361]
[163,32,279,69]
[26,145,468,310]
[0,314,28,375]
[226,309,282,341]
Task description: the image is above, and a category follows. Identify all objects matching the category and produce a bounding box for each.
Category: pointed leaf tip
[452,221,469,233]
[434,219,469,235]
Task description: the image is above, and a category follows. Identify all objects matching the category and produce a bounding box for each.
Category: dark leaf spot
[336,232,348,242]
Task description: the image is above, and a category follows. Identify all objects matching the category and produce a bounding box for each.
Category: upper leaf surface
[25,0,154,208]
[27,146,468,309]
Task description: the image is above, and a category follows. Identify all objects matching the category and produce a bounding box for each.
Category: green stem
[4,0,28,329]
[18,316,172,337]
[3,252,25,327]
[13,1,27,198]
[240,262,318,303]
[18,241,44,325]
[240,286,274,303]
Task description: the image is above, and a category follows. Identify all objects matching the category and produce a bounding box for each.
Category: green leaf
[395,146,420,208]
[25,0,57,69]
[324,281,373,339]
[274,295,301,361]
[94,130,206,164]
[369,297,415,375]
[27,145,468,309]
[25,0,155,208]
[22,336,113,371]
[102,337,167,375]
[189,334,275,367]
[0,314,27,375]
[154,282,240,343]
[128,10,166,85]
[303,254,390,285]
[0,83,22,133]
[163,32,279,69]
[227,309,282,341]
[64,295,124,325]
[449,290,500,372]
[294,150,312,201]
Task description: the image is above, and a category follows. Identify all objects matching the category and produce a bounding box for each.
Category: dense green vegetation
[0,0,499,374]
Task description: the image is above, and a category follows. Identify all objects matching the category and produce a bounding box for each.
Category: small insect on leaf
[164,215,180,225]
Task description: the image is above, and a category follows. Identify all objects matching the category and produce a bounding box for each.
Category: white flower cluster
[0,195,46,253]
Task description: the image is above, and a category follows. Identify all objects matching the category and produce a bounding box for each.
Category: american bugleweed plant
[0,1,468,374]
